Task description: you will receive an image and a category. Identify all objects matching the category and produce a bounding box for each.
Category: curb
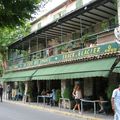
[5,100,104,120]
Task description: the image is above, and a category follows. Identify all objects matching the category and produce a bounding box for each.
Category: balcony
[7,28,119,72]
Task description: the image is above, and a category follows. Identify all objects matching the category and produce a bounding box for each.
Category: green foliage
[106,84,117,99]
[55,89,61,102]
[0,23,30,72]
[0,0,41,27]
[81,34,89,42]
[27,82,37,102]
[63,87,72,99]
[100,20,109,30]
[112,0,117,8]
[0,23,30,46]
[19,82,25,95]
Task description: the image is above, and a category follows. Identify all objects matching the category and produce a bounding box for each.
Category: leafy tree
[0,0,48,74]
[0,0,41,27]
[0,24,30,73]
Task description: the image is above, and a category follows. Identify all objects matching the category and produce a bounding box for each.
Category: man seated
[41,89,46,95]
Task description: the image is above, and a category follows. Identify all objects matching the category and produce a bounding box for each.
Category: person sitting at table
[98,96,104,113]
[97,95,108,113]
[45,89,51,105]
[41,89,46,95]
[46,89,51,96]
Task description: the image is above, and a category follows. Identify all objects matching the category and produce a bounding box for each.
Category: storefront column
[24,81,28,95]
[37,80,40,94]
[61,80,66,98]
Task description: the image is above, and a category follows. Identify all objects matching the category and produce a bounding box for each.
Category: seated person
[97,95,108,113]
[98,96,104,113]
[41,89,46,95]
[46,89,51,96]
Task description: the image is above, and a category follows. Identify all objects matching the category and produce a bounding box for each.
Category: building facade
[2,0,120,108]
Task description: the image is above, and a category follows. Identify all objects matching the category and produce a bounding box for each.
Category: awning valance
[2,69,37,82]
[32,57,116,80]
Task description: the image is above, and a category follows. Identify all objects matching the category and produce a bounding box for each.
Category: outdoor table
[37,95,51,106]
[80,99,108,116]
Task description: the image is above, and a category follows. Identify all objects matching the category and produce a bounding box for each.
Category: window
[38,22,41,29]
[53,10,66,20]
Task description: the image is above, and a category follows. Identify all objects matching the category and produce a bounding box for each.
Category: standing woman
[72,84,82,113]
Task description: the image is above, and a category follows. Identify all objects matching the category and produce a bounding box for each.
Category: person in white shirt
[72,84,82,114]
[111,84,120,120]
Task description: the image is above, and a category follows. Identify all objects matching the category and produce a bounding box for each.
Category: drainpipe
[80,17,82,37]
[37,36,39,51]
[61,23,63,43]
[45,33,47,48]
[28,40,31,54]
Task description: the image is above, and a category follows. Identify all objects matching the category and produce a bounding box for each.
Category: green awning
[113,62,120,73]
[32,57,116,80]
[2,69,37,82]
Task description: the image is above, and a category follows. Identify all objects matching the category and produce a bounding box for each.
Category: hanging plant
[101,20,109,30]
[81,34,89,43]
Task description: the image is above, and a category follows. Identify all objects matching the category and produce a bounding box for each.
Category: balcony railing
[8,35,96,66]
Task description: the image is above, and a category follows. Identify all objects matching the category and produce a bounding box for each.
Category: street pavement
[0,100,114,120]
[0,102,83,120]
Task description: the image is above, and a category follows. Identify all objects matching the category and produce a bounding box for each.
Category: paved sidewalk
[4,100,114,120]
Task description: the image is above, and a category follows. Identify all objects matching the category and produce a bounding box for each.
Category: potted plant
[100,20,109,31]
[63,87,72,109]
[55,89,61,105]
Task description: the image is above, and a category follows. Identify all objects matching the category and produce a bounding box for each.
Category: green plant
[27,82,37,102]
[63,87,72,99]
[55,89,61,103]
[101,20,109,30]
[81,34,89,43]
[23,51,29,61]
[106,84,117,99]
[19,82,25,95]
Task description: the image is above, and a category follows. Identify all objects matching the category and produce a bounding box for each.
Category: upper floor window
[53,10,66,20]
[38,22,41,29]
